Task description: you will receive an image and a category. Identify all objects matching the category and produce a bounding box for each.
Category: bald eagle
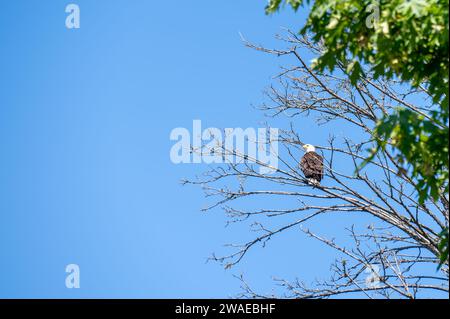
[300,144,323,185]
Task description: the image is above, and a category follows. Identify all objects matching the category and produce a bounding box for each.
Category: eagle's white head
[302,144,316,153]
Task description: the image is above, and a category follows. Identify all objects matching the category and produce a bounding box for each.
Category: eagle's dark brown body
[300,152,323,183]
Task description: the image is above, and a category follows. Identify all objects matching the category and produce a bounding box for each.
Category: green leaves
[266,0,449,110]
[346,60,364,85]
[371,109,449,204]
[397,0,428,17]
[265,0,303,14]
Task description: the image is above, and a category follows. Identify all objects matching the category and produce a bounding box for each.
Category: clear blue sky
[0,1,444,298]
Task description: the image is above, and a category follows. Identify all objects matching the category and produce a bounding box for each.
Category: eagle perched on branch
[300,144,323,185]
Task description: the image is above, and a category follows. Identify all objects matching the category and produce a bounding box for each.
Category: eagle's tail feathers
[307,178,320,186]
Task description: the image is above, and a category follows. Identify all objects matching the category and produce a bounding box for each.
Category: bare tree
[184,32,449,299]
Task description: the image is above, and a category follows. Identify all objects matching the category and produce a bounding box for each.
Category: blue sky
[0,1,445,298]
